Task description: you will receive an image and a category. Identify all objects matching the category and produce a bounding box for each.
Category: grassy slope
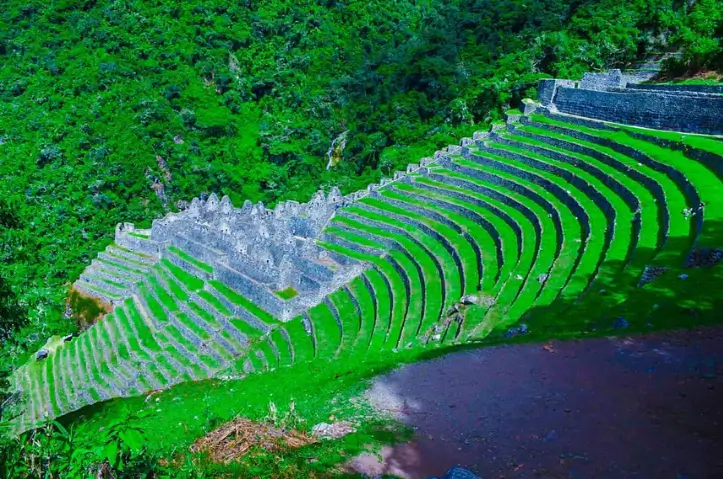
[24,117,723,477]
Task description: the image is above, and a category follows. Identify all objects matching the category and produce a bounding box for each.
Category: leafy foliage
[661,0,723,75]
[0,410,166,479]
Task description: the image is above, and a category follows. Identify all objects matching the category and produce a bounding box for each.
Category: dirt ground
[355,327,723,479]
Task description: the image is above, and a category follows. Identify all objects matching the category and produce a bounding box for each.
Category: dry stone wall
[543,70,723,135]
[552,87,723,135]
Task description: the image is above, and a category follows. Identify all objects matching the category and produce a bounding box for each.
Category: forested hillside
[0,0,721,385]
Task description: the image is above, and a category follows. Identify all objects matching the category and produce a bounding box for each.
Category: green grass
[318,236,404,352]
[653,78,723,85]
[209,280,280,326]
[331,214,430,348]
[305,302,342,359]
[475,144,608,302]
[411,175,532,293]
[362,268,393,351]
[355,199,463,305]
[168,246,214,273]
[109,243,153,259]
[282,319,315,364]
[513,122,662,254]
[157,266,189,301]
[275,287,299,300]
[175,311,212,341]
[125,299,164,353]
[138,284,169,323]
[148,274,180,312]
[162,325,221,372]
[78,281,122,299]
[428,169,549,337]
[162,258,204,291]
[187,302,222,329]
[98,276,126,289]
[529,115,693,261]
[541,115,721,245]
[445,158,579,332]
[504,125,667,315]
[375,192,480,294]
[346,275,378,355]
[97,256,146,274]
[329,288,362,354]
[197,290,233,316]
[396,177,543,332]
[495,133,632,276]
[269,328,294,367]
[77,332,115,398]
[616,124,723,158]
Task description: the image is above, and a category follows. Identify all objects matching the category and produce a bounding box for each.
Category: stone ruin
[75,68,723,323]
[76,156,442,321]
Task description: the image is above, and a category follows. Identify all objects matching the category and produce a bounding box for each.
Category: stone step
[452,154,580,306]
[106,243,158,265]
[331,216,426,349]
[530,114,697,259]
[391,182,508,289]
[373,193,477,294]
[96,253,150,276]
[87,265,137,290]
[73,280,121,305]
[481,138,614,297]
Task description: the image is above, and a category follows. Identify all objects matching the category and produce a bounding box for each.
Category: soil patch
[358,326,723,478]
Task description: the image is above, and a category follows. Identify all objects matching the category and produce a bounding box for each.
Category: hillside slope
[9,77,723,432]
[2,0,721,377]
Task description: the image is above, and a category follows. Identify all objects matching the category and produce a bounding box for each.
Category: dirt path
[355,327,723,479]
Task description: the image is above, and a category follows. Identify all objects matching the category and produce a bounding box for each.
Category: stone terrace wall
[626,83,723,95]
[552,87,723,135]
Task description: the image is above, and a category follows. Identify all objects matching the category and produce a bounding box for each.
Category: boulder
[504,323,529,338]
[613,317,629,329]
[311,421,355,440]
[460,295,478,305]
[36,349,49,361]
[435,467,481,479]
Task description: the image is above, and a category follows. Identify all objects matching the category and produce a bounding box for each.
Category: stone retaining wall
[627,83,723,95]
[552,86,723,135]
